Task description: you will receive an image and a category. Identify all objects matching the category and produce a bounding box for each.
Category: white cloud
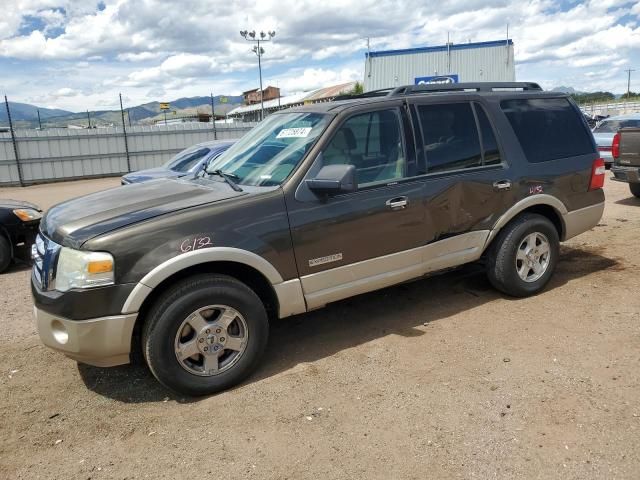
[53,87,79,97]
[0,0,638,110]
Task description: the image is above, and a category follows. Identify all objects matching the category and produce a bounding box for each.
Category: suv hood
[41,177,247,247]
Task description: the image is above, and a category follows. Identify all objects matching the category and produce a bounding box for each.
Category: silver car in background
[592,114,640,165]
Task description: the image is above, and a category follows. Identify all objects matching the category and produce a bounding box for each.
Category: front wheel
[486,213,559,297]
[142,274,269,396]
[630,183,640,198]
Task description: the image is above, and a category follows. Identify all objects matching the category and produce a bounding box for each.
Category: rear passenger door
[411,100,513,243]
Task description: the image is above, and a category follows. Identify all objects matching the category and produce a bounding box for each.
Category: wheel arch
[484,195,567,251]
[127,259,283,363]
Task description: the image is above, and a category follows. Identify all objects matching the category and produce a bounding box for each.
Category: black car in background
[0,199,42,272]
[121,140,234,184]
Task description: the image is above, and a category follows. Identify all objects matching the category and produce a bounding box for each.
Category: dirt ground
[0,176,638,480]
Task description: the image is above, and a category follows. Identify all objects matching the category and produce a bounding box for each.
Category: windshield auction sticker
[276,127,312,139]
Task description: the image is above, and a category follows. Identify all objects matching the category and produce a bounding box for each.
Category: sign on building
[415,74,459,85]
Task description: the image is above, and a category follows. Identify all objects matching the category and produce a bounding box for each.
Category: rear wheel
[486,213,559,297]
[0,235,12,273]
[142,274,269,396]
[630,183,640,198]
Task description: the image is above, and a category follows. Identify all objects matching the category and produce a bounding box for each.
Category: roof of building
[228,81,356,116]
[366,39,514,58]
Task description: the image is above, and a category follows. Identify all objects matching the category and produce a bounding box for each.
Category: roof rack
[333,88,395,101]
[331,82,543,103]
[388,82,543,96]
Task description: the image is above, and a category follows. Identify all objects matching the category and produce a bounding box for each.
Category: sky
[0,0,638,112]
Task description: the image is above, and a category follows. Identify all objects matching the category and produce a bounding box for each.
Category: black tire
[142,274,269,396]
[0,235,12,273]
[630,183,640,198]
[486,213,559,297]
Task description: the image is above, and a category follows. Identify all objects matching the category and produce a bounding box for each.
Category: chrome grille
[31,234,61,290]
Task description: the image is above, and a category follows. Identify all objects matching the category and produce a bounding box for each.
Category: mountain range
[0,95,243,129]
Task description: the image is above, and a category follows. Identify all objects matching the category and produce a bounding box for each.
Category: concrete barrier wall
[0,122,255,186]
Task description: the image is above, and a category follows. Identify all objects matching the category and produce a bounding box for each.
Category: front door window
[322,109,407,187]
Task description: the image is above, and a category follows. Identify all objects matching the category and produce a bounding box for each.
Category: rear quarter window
[501,98,594,163]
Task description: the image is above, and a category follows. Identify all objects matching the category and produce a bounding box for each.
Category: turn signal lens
[87,260,113,274]
[13,208,42,222]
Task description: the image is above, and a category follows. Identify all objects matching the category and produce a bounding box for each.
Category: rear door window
[415,103,484,173]
[501,98,594,162]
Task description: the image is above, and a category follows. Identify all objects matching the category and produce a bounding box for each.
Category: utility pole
[625,69,635,99]
[4,95,24,186]
[240,29,276,121]
[37,109,42,129]
[119,93,131,172]
[210,92,217,139]
[86,110,91,128]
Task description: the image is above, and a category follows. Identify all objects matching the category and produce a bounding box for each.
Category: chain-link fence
[1,94,255,186]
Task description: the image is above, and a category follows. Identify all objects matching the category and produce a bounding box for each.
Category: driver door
[285,106,427,309]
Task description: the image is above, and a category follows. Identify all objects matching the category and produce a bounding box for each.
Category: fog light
[51,320,69,345]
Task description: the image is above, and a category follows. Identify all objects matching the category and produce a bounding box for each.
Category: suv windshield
[164,147,211,172]
[593,119,640,133]
[206,112,330,186]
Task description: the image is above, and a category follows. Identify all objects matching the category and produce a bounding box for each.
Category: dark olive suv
[32,82,606,396]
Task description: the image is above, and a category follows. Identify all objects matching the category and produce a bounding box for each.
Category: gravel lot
[0,176,638,479]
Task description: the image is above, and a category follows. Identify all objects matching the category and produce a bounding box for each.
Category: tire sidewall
[630,183,640,198]
[500,217,559,296]
[145,278,268,396]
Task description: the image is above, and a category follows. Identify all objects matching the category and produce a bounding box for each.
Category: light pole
[240,29,275,121]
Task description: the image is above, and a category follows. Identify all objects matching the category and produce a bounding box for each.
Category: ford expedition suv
[32,82,606,396]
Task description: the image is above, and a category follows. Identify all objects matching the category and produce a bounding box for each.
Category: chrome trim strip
[562,202,604,241]
[301,230,490,310]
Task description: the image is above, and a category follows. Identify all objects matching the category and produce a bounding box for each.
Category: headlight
[13,208,42,222]
[55,248,114,292]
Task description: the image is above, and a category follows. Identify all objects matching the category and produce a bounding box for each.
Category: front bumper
[34,306,136,367]
[611,165,640,184]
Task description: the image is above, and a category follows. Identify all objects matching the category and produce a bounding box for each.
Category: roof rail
[388,82,543,96]
[333,88,395,101]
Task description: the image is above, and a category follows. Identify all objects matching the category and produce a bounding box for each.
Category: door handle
[386,196,408,210]
[493,180,512,191]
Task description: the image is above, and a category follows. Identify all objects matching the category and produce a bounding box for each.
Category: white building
[364,39,515,92]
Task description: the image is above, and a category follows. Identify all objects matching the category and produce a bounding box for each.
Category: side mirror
[306,163,357,195]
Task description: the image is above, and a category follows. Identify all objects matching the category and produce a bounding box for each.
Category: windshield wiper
[207,169,243,192]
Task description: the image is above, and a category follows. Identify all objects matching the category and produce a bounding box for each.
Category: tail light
[611,133,620,159]
[589,158,605,190]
